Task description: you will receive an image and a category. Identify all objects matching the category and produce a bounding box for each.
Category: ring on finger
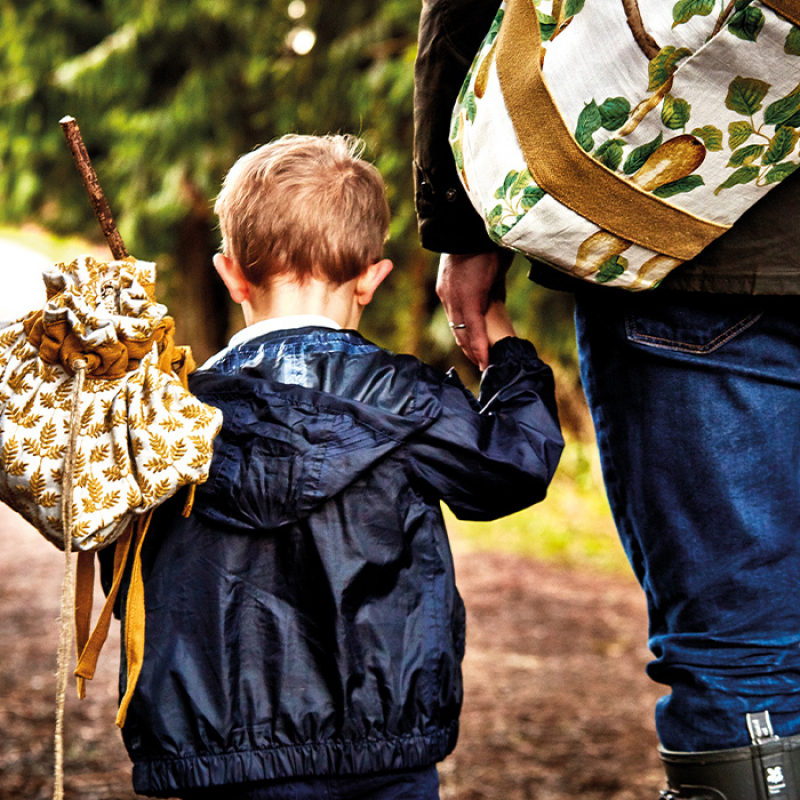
[448,322,467,329]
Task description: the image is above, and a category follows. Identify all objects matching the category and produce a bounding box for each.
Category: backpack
[0,254,222,737]
[451,0,800,289]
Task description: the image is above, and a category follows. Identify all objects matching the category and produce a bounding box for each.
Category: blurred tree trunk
[173,210,229,364]
[403,248,429,355]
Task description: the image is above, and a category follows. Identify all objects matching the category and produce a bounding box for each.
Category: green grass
[445,435,634,576]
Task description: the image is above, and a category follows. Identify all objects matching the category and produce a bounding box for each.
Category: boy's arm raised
[410,337,564,521]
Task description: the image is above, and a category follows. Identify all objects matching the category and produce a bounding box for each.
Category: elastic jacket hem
[132,726,458,797]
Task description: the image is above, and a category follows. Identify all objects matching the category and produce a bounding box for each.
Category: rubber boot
[659,712,800,800]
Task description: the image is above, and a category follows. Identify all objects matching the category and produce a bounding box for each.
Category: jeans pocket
[624,295,763,354]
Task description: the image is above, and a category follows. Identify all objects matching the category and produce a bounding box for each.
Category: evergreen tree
[0,0,428,361]
[0,0,580,406]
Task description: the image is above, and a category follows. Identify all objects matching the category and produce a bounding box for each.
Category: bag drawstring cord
[49,335,199,797]
[53,357,88,800]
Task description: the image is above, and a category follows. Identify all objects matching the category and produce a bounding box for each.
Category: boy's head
[215,134,390,289]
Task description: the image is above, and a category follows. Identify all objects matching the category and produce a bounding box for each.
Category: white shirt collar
[200,314,342,370]
[228,314,341,348]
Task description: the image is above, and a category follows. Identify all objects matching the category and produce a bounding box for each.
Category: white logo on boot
[766,765,786,794]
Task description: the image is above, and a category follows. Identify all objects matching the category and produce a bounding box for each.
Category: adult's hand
[436,250,513,370]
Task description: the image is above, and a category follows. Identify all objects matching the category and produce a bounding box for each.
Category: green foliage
[661,95,691,130]
[444,435,628,574]
[671,0,714,28]
[575,100,602,152]
[597,98,631,131]
[714,165,760,194]
[648,47,690,92]
[728,120,754,149]
[764,84,800,126]
[0,0,426,355]
[487,169,545,242]
[763,127,800,164]
[536,10,558,41]
[727,143,767,167]
[651,174,704,197]
[725,76,771,116]
[716,75,800,195]
[594,139,624,171]
[623,133,663,174]
[786,26,800,56]
[575,97,631,153]
[689,125,723,152]
[727,6,765,42]
[564,0,586,18]
[0,0,583,420]
[595,254,627,284]
[763,161,799,184]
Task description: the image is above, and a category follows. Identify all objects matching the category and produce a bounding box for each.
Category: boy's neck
[244,274,363,330]
[213,253,392,333]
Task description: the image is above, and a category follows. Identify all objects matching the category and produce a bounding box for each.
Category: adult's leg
[575,291,800,753]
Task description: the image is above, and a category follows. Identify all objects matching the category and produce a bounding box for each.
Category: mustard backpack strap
[73,522,135,698]
[116,509,154,728]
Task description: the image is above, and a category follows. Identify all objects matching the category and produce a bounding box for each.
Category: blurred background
[0,0,581,376]
[0,2,665,797]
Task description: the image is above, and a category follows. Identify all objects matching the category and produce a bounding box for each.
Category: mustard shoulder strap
[495,0,731,261]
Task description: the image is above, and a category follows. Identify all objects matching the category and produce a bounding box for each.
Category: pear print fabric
[452,0,800,289]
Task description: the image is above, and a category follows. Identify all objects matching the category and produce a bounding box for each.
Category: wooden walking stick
[59,115,129,259]
[52,115,128,800]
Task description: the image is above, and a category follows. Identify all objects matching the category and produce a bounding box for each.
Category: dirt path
[0,505,664,800]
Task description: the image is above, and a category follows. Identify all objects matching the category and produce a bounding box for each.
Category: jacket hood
[188,330,444,531]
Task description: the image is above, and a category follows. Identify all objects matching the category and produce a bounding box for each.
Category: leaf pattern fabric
[451,0,800,289]
[0,256,222,551]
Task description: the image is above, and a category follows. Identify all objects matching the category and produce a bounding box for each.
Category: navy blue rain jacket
[113,327,563,797]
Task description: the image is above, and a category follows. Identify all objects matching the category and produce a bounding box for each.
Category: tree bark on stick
[59,116,129,260]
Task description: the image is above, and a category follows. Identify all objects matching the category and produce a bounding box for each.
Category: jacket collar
[201,315,341,370]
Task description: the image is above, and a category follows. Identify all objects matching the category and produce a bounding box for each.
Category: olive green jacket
[413,0,800,295]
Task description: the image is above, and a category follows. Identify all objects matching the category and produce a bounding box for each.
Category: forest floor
[0,504,665,800]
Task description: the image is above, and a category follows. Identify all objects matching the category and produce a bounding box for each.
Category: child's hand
[484,300,516,347]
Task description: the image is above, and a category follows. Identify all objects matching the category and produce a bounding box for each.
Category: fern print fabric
[0,256,222,551]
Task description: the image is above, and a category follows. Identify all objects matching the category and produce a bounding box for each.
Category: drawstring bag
[451,0,800,289]
[0,255,222,755]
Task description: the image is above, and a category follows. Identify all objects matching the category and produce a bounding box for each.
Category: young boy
[113,134,563,799]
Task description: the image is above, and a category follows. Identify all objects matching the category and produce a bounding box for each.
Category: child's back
[108,134,563,800]
[118,321,562,798]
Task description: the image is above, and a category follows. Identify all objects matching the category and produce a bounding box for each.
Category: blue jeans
[178,766,439,800]
[575,290,800,752]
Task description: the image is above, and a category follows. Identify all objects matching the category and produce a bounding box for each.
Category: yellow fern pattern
[0,256,223,551]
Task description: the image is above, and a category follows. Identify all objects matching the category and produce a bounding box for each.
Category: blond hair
[215,133,390,286]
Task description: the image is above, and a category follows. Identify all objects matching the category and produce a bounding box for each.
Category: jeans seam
[625,311,763,354]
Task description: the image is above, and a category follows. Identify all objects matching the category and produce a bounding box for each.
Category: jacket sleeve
[409,337,564,521]
[413,0,503,254]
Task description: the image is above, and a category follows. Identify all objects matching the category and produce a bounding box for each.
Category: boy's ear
[355,259,393,307]
[213,253,250,305]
